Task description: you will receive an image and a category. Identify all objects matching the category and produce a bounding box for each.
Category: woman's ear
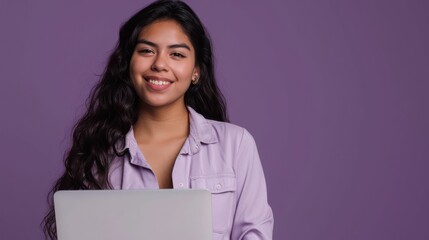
[192,68,200,85]
[194,66,200,77]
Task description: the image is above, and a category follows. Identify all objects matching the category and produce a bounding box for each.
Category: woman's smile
[144,75,173,91]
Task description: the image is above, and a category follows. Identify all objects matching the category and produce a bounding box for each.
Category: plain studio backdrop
[0,0,428,239]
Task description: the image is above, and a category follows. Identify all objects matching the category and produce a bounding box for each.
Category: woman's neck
[133,104,189,143]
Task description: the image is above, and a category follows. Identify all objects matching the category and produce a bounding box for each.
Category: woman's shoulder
[205,119,259,153]
[208,119,256,146]
[188,106,256,145]
[208,118,245,134]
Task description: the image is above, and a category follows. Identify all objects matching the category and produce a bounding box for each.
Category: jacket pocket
[191,175,236,234]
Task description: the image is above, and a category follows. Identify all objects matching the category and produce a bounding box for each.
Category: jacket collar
[185,106,218,155]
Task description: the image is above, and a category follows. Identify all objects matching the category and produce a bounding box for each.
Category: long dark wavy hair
[42,0,227,238]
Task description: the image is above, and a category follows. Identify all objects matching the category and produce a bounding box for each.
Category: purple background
[1,0,428,239]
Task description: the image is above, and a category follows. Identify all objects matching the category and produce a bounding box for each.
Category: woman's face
[129,19,199,110]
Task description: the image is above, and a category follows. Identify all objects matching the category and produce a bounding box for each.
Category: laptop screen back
[54,189,212,240]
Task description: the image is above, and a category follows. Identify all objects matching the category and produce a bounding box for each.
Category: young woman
[43,0,273,239]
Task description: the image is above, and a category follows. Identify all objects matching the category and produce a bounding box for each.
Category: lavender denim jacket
[108,107,274,240]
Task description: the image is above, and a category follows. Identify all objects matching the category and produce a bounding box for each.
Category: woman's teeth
[149,79,171,85]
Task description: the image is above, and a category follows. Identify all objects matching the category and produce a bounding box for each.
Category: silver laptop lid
[54,189,212,240]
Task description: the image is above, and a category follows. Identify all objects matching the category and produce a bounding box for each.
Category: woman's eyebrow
[136,39,191,51]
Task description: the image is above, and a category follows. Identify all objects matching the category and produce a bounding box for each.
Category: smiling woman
[42,0,273,239]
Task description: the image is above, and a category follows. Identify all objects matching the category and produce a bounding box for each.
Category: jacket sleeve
[231,129,274,240]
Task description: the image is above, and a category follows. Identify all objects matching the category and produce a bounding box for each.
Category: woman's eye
[138,49,154,54]
[171,52,185,58]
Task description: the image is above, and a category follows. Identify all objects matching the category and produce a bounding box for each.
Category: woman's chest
[109,150,238,239]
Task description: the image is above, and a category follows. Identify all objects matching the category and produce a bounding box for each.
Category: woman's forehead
[138,19,193,49]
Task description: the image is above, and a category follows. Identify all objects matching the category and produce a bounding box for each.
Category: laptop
[54,189,212,240]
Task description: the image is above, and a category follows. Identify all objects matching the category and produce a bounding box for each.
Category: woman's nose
[151,54,168,72]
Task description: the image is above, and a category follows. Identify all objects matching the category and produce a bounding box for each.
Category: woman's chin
[139,97,185,110]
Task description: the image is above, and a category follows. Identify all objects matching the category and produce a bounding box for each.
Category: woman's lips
[144,76,172,91]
